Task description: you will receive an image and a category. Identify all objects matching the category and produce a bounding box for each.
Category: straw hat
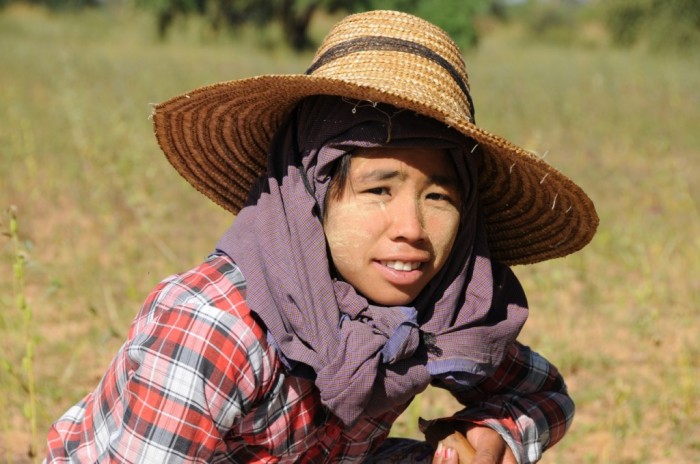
[152,10,598,265]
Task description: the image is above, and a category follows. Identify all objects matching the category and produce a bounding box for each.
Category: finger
[432,443,459,464]
[440,433,476,463]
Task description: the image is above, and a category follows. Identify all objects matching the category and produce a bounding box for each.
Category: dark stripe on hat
[305,36,476,122]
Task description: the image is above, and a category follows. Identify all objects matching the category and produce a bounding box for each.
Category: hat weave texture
[152,9,598,265]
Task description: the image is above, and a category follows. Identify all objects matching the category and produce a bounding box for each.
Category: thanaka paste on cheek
[324,201,373,271]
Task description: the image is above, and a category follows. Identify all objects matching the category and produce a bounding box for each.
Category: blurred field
[1,4,699,463]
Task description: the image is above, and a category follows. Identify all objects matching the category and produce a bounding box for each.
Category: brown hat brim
[153,74,597,265]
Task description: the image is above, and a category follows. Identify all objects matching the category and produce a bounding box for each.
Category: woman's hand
[432,440,459,463]
[431,426,517,464]
[464,425,517,464]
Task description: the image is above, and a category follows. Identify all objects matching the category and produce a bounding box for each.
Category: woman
[46,10,598,464]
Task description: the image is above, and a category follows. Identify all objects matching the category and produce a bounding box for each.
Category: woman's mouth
[380,260,422,271]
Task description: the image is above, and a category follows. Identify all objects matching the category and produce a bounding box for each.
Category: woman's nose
[388,196,427,242]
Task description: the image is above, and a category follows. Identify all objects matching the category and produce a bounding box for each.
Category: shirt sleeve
[117,304,274,462]
[46,260,278,463]
[434,341,574,464]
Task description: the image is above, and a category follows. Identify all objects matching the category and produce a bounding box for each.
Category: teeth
[382,260,421,271]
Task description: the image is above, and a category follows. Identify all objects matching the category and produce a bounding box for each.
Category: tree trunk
[280,0,318,50]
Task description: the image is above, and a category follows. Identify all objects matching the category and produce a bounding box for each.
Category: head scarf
[217,96,528,426]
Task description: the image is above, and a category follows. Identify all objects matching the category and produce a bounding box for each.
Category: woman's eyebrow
[355,169,402,182]
[355,170,459,187]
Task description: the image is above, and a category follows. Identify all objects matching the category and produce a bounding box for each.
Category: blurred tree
[0,0,499,51]
[4,0,101,9]
[279,0,372,50]
[141,0,495,51]
[143,0,372,49]
[519,0,583,45]
[603,0,700,51]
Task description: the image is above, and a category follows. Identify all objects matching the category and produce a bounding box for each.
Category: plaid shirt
[46,253,574,463]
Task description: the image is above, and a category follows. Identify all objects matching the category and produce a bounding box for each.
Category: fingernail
[436,442,444,454]
[445,447,454,459]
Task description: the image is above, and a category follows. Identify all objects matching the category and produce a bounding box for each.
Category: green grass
[1,4,699,463]
[4,206,39,460]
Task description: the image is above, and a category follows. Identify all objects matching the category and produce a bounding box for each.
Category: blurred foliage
[2,0,99,10]
[518,1,582,45]
[3,0,699,53]
[139,0,372,50]
[137,0,496,51]
[601,0,700,51]
[0,0,494,52]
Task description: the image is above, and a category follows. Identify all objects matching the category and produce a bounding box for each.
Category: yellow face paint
[324,147,461,306]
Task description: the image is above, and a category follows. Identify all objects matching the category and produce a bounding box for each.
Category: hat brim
[153,74,598,265]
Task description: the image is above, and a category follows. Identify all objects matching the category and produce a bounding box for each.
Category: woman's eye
[426,192,452,202]
[365,187,390,196]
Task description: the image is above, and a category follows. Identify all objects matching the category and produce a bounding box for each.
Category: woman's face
[324,146,462,306]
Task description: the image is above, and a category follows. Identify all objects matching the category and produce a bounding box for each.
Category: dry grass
[1,5,699,463]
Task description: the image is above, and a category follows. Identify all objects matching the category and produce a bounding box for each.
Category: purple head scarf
[217,96,528,426]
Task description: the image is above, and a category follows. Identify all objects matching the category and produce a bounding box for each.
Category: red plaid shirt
[46,253,574,463]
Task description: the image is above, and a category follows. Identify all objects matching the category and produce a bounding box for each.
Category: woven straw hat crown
[153,10,598,265]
